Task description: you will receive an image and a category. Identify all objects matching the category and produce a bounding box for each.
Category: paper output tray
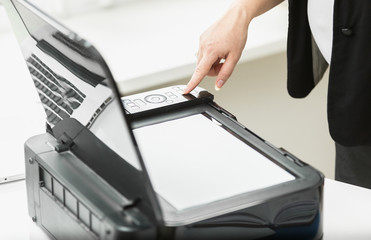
[24,88,323,240]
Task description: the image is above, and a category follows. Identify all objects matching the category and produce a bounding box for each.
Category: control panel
[121,85,213,115]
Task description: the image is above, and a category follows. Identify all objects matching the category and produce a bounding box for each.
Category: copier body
[24,89,324,240]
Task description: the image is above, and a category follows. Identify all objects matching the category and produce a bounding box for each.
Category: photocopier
[2,0,324,239]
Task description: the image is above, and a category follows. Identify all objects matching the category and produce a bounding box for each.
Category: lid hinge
[212,102,237,121]
[122,198,141,211]
[54,132,75,153]
[279,147,306,167]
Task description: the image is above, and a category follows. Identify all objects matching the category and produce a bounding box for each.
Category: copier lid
[4,0,163,223]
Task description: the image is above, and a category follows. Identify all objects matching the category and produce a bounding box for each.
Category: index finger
[183,55,218,94]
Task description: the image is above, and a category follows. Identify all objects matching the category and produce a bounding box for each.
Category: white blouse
[307,0,334,64]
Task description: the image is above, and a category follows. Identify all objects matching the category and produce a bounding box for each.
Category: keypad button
[145,94,167,103]
[127,102,136,107]
[134,99,146,106]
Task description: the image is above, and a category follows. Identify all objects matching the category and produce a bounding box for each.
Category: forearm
[228,0,284,26]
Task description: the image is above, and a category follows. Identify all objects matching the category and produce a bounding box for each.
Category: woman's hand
[183,1,251,94]
[183,0,283,94]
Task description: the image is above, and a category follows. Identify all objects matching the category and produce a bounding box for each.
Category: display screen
[133,114,295,210]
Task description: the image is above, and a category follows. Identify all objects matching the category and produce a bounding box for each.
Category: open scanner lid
[3,0,163,223]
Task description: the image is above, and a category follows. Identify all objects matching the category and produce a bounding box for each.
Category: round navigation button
[144,94,167,103]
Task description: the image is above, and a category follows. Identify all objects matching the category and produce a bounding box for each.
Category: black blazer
[287,0,371,146]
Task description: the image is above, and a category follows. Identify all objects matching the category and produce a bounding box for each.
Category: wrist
[224,0,253,31]
[230,0,284,24]
[230,0,256,25]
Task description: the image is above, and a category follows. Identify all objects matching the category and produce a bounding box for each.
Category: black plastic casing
[24,92,323,240]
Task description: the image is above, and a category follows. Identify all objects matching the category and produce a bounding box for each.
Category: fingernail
[215,79,224,91]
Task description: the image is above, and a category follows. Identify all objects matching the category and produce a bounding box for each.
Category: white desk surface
[1,179,371,239]
[0,0,288,94]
